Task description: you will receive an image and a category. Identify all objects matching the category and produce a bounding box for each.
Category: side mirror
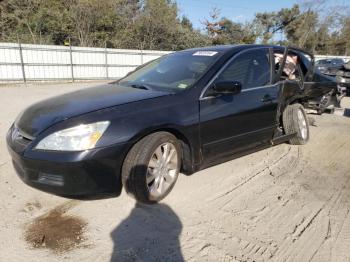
[212,80,242,95]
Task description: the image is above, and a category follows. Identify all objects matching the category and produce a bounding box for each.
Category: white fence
[315,55,350,63]
[0,42,170,82]
[0,42,349,83]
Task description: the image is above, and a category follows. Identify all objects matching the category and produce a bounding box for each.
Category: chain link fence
[315,55,350,63]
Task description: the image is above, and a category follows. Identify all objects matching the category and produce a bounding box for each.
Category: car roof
[179,44,309,55]
[176,45,312,62]
[182,44,277,53]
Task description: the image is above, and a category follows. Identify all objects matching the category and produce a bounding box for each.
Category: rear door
[200,47,279,161]
[296,49,337,99]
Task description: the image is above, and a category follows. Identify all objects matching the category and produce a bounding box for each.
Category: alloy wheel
[297,109,308,139]
[146,142,179,198]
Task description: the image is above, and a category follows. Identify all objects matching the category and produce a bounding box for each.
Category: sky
[176,0,350,32]
[176,0,295,28]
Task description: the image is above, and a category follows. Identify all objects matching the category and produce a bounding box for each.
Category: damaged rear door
[294,48,337,100]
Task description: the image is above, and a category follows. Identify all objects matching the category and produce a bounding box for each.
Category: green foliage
[0,0,349,55]
[202,7,257,45]
[0,0,208,50]
[252,3,349,55]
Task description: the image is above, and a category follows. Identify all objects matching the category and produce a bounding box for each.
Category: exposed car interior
[274,51,302,81]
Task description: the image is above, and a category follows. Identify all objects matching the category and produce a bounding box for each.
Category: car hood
[16,84,171,137]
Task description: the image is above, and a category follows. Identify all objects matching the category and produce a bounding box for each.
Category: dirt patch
[24,201,87,253]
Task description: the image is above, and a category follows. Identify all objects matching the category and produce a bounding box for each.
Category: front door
[200,48,279,161]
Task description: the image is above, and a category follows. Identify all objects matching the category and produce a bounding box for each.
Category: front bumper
[6,126,130,198]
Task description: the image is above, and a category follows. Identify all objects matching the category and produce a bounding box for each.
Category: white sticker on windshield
[178,83,188,89]
[193,51,218,57]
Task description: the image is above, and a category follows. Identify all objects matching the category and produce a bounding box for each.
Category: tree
[0,0,43,43]
[253,5,302,44]
[173,20,210,50]
[203,8,257,45]
[0,0,349,55]
[69,0,117,47]
[113,0,209,50]
[252,1,350,55]
[340,17,350,55]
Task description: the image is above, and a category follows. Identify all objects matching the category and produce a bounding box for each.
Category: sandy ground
[0,82,350,262]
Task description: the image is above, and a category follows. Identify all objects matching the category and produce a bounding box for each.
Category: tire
[122,132,181,204]
[317,109,324,115]
[282,103,310,145]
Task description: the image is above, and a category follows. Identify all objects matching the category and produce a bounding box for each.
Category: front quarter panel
[28,93,200,169]
[101,94,198,145]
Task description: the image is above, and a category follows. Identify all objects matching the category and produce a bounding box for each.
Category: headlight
[35,121,110,151]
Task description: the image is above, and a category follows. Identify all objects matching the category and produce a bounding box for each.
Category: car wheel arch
[126,127,195,175]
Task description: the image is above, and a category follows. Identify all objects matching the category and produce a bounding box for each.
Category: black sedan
[7,45,337,203]
[316,58,345,76]
[336,61,350,96]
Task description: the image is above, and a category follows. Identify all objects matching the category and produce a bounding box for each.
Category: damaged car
[315,58,345,76]
[7,45,338,204]
[336,61,350,96]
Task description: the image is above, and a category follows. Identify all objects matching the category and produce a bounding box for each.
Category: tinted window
[332,59,344,65]
[316,60,329,65]
[118,51,221,91]
[216,49,271,89]
[317,59,344,65]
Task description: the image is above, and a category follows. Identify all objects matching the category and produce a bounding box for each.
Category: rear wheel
[122,132,181,204]
[282,103,309,145]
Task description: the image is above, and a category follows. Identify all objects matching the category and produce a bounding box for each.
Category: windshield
[118,51,221,91]
[317,59,344,65]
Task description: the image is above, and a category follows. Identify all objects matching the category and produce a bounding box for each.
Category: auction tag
[178,83,188,89]
[193,51,218,57]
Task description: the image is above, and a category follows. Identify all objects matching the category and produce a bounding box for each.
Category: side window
[216,49,271,90]
[274,50,303,82]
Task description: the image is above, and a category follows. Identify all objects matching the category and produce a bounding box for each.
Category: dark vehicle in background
[7,45,338,204]
[316,58,345,76]
[336,61,350,96]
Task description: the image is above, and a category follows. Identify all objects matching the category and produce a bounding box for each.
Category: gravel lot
[1,82,350,262]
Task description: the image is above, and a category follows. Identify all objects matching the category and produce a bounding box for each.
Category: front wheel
[122,132,181,204]
[282,103,310,145]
